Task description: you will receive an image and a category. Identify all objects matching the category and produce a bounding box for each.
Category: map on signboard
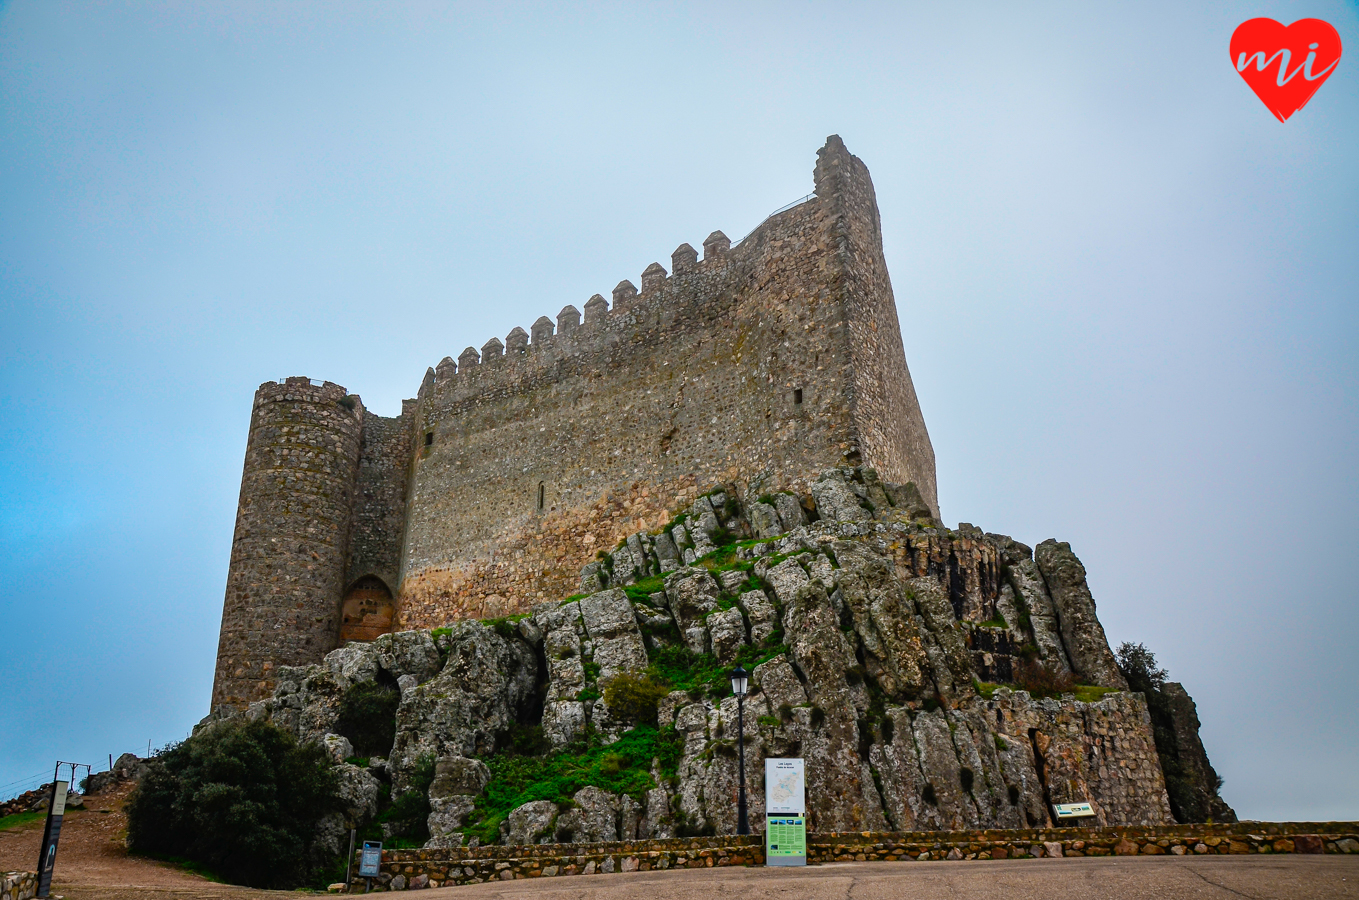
[764,758,805,815]
[770,770,802,807]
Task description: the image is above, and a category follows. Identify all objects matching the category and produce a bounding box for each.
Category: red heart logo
[1231,18,1343,121]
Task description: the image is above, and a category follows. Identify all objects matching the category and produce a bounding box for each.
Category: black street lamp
[730,664,750,835]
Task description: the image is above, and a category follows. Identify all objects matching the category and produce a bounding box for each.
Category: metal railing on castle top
[731,193,815,247]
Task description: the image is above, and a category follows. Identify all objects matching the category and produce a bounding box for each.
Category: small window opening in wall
[794,388,804,405]
[537,481,545,511]
[425,431,434,447]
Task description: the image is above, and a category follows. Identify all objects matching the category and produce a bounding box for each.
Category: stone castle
[208,137,1238,839]
[212,136,937,710]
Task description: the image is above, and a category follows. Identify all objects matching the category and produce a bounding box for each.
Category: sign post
[35,779,68,898]
[763,758,806,867]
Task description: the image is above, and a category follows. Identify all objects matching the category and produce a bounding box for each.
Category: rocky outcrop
[1158,683,1236,824]
[388,622,538,791]
[211,467,1233,847]
[1034,540,1127,689]
[427,756,492,848]
[501,800,559,845]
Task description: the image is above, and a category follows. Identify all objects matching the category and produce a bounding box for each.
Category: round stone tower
[211,377,364,710]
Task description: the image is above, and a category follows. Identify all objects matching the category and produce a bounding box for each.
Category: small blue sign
[359,841,382,877]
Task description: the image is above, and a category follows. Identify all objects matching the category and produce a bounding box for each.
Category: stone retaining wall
[354,822,1358,890]
[807,821,1359,862]
[360,835,764,890]
[1,872,36,900]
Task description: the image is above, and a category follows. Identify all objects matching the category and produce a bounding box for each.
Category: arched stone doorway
[340,575,395,642]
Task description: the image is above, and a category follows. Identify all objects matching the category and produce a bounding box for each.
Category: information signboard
[766,816,807,864]
[764,759,806,866]
[35,781,68,898]
[1053,801,1095,819]
[359,840,383,877]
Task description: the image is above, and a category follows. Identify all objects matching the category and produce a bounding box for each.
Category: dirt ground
[0,782,284,898]
[2,789,1355,899]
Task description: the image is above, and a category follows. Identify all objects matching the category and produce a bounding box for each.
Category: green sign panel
[765,816,806,865]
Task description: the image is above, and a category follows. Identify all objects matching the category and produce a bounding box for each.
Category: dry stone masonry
[354,823,1359,890]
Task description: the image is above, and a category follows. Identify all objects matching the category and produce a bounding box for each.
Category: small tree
[127,719,340,889]
[1116,641,1168,692]
[602,673,671,726]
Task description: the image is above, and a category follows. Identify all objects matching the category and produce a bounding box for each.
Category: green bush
[126,719,340,889]
[602,673,671,726]
[335,680,400,757]
[1116,641,1168,691]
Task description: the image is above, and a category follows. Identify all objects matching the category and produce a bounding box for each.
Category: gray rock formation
[501,800,558,846]
[210,466,1232,845]
[1035,540,1127,689]
[388,622,538,791]
[426,756,491,848]
[554,786,619,843]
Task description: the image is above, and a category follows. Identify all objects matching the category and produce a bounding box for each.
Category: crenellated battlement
[416,203,814,405]
[254,376,357,409]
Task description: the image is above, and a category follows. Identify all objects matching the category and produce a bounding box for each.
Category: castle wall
[393,137,936,627]
[396,197,857,625]
[211,138,940,698]
[817,136,938,509]
[345,402,414,594]
[211,378,363,708]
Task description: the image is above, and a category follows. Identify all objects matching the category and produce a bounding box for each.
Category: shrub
[1115,641,1168,692]
[959,767,974,793]
[1013,658,1075,699]
[481,615,526,640]
[603,673,671,726]
[335,680,399,757]
[922,783,938,806]
[126,719,340,889]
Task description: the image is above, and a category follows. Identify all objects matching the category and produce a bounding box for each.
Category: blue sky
[1,2,1356,819]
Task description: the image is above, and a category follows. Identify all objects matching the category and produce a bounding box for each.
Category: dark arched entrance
[340,575,395,642]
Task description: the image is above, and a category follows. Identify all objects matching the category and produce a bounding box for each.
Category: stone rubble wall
[0,872,36,900]
[0,787,52,818]
[346,403,416,599]
[355,823,1359,890]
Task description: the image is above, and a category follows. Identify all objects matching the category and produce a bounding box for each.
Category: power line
[0,771,51,793]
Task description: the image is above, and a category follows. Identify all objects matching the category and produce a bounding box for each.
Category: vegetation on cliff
[460,724,684,845]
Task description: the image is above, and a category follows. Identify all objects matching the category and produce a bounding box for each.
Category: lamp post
[730,664,750,835]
